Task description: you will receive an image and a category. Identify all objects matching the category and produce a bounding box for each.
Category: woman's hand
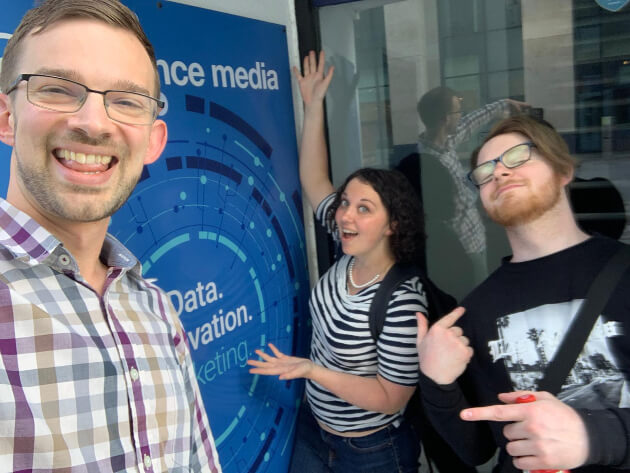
[293,50,334,107]
[247,343,314,380]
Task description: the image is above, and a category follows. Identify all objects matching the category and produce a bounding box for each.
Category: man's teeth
[343,230,357,236]
[55,149,113,165]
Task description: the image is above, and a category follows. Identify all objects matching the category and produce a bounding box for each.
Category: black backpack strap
[538,244,630,394]
[421,277,457,323]
[368,263,419,342]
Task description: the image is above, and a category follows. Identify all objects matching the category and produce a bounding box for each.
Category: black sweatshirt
[420,236,630,472]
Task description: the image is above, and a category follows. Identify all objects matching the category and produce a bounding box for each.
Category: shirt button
[143,454,152,469]
[59,254,71,266]
[130,367,139,382]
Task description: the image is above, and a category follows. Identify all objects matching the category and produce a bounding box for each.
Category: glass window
[317,0,630,301]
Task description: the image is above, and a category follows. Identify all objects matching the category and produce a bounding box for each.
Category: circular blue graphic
[110,95,310,473]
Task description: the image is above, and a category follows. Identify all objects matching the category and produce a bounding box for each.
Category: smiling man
[416,116,630,472]
[0,1,221,472]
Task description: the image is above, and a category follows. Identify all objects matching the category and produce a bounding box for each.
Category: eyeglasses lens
[28,76,84,111]
[503,144,531,168]
[471,143,531,186]
[472,161,496,185]
[25,75,157,125]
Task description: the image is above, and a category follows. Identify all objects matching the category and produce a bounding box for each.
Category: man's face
[445,96,462,134]
[477,132,570,227]
[0,18,166,225]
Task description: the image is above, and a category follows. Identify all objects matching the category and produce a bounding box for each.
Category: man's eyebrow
[109,80,152,96]
[33,68,152,96]
[35,67,82,82]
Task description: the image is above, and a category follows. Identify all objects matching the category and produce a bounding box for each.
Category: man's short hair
[471,115,575,178]
[417,86,458,130]
[0,0,160,96]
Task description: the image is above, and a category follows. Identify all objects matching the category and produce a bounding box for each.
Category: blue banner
[0,2,309,472]
[0,2,26,197]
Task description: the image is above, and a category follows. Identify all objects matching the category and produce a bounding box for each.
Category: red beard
[484,174,564,227]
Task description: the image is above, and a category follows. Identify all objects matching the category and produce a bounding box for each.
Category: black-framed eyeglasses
[448,96,463,115]
[467,142,536,187]
[4,73,164,126]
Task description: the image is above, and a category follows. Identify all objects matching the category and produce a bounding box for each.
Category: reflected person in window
[397,86,528,299]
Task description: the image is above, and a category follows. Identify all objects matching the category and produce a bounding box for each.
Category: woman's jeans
[289,404,420,473]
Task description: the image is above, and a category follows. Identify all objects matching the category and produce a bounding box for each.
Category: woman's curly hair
[325,168,425,264]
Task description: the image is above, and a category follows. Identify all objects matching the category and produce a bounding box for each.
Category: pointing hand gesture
[416,307,473,385]
[460,391,588,471]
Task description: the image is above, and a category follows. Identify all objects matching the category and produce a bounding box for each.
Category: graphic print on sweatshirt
[488,300,628,409]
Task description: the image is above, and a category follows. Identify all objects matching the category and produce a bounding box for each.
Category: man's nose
[65,92,115,137]
[492,159,512,179]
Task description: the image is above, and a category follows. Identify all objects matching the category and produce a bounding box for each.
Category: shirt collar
[418,133,448,154]
[0,197,141,274]
[101,233,142,273]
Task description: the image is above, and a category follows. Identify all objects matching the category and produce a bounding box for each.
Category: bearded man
[416,115,630,473]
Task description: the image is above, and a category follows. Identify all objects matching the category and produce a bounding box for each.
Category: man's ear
[0,94,15,147]
[143,118,167,165]
[560,167,575,188]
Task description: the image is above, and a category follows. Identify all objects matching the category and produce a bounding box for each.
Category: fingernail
[516,394,536,404]
[461,410,472,420]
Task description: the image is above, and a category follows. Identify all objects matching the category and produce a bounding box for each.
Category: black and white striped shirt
[306,194,426,432]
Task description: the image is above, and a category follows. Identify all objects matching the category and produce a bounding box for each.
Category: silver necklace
[348,258,380,289]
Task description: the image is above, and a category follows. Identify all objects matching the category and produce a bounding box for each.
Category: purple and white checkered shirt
[0,198,221,473]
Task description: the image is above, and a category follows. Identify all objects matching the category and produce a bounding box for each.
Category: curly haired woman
[248,51,426,473]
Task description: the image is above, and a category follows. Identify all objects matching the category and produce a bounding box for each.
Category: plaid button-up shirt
[0,198,221,473]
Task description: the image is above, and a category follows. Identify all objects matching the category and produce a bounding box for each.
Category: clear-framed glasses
[467,142,536,187]
[4,73,164,126]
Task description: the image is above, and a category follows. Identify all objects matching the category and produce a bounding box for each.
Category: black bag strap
[368,263,456,341]
[369,263,419,342]
[537,244,630,394]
